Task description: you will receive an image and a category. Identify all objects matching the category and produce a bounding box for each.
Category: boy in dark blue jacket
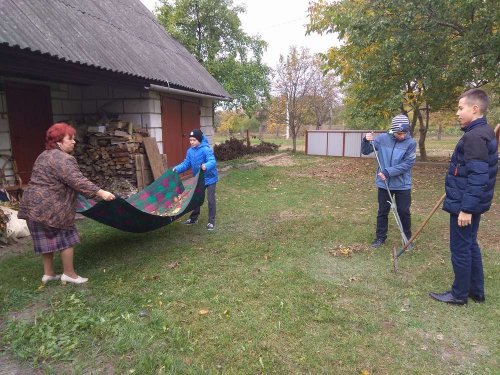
[173,129,218,231]
[361,115,417,248]
[430,89,498,305]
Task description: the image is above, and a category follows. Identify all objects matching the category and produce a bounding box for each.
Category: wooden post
[305,131,308,155]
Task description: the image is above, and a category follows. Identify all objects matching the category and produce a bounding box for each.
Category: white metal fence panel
[306,130,385,158]
[344,132,363,157]
[327,132,343,156]
[307,131,328,155]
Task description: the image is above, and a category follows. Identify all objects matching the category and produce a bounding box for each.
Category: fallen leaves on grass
[143,274,160,281]
[199,309,209,316]
[341,275,362,288]
[166,261,180,269]
[328,244,368,257]
[289,159,373,182]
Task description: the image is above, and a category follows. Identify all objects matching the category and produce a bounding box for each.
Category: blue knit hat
[390,115,410,133]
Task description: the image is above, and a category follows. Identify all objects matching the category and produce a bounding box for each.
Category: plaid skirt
[27,220,80,254]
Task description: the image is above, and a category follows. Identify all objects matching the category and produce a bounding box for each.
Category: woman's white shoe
[61,274,88,284]
[41,274,61,284]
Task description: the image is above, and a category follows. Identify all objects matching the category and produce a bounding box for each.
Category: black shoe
[371,238,385,248]
[183,218,198,225]
[469,293,485,303]
[429,291,467,305]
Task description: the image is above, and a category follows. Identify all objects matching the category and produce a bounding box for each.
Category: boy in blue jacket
[361,114,417,248]
[430,89,498,305]
[173,129,218,231]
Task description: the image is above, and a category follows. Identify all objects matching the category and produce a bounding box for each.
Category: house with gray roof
[0,0,230,187]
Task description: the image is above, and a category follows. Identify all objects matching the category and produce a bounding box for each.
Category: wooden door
[161,97,200,168]
[6,82,52,183]
[181,101,200,150]
[161,97,183,167]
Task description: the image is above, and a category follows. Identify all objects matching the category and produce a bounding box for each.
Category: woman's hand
[97,189,116,201]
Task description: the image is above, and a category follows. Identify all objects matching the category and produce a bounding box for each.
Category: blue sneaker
[206,223,215,231]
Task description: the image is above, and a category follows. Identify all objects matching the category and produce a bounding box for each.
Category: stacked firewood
[74,126,151,197]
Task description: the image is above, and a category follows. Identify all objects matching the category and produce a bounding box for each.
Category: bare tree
[308,57,341,129]
[272,47,316,152]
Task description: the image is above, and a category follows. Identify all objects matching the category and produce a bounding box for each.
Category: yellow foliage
[218,111,245,133]
[267,122,286,135]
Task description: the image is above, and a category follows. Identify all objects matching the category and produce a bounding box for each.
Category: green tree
[157,0,271,116]
[308,0,498,160]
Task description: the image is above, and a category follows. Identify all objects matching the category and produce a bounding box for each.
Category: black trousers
[376,187,411,241]
[189,183,216,225]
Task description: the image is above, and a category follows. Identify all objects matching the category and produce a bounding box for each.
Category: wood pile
[74,124,153,197]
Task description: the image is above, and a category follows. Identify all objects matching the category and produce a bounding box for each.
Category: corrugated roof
[0,0,231,99]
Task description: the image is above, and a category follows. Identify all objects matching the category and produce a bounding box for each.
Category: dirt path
[0,354,41,375]
[0,236,32,261]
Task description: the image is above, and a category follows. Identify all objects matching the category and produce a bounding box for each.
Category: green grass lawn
[1,154,499,374]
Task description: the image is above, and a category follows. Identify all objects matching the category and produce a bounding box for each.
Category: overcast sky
[139,0,336,67]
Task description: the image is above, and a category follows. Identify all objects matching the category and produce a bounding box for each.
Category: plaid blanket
[76,169,205,233]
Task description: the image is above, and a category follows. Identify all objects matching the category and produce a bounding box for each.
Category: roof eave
[147,83,232,101]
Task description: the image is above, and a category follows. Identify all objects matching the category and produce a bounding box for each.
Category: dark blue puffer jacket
[174,136,218,186]
[361,132,417,190]
[443,117,498,214]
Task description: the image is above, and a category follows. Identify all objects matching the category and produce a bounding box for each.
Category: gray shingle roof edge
[0,0,231,99]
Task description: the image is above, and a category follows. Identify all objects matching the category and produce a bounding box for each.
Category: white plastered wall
[81,85,163,153]
[200,98,214,145]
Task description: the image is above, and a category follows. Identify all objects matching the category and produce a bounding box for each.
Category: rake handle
[396,192,446,257]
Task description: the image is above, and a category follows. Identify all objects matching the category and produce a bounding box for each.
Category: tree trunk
[410,110,418,137]
[437,123,442,141]
[417,106,429,161]
[194,1,203,63]
[259,121,265,139]
[290,122,297,152]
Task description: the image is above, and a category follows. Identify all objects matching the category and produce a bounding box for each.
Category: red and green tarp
[76,170,205,233]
